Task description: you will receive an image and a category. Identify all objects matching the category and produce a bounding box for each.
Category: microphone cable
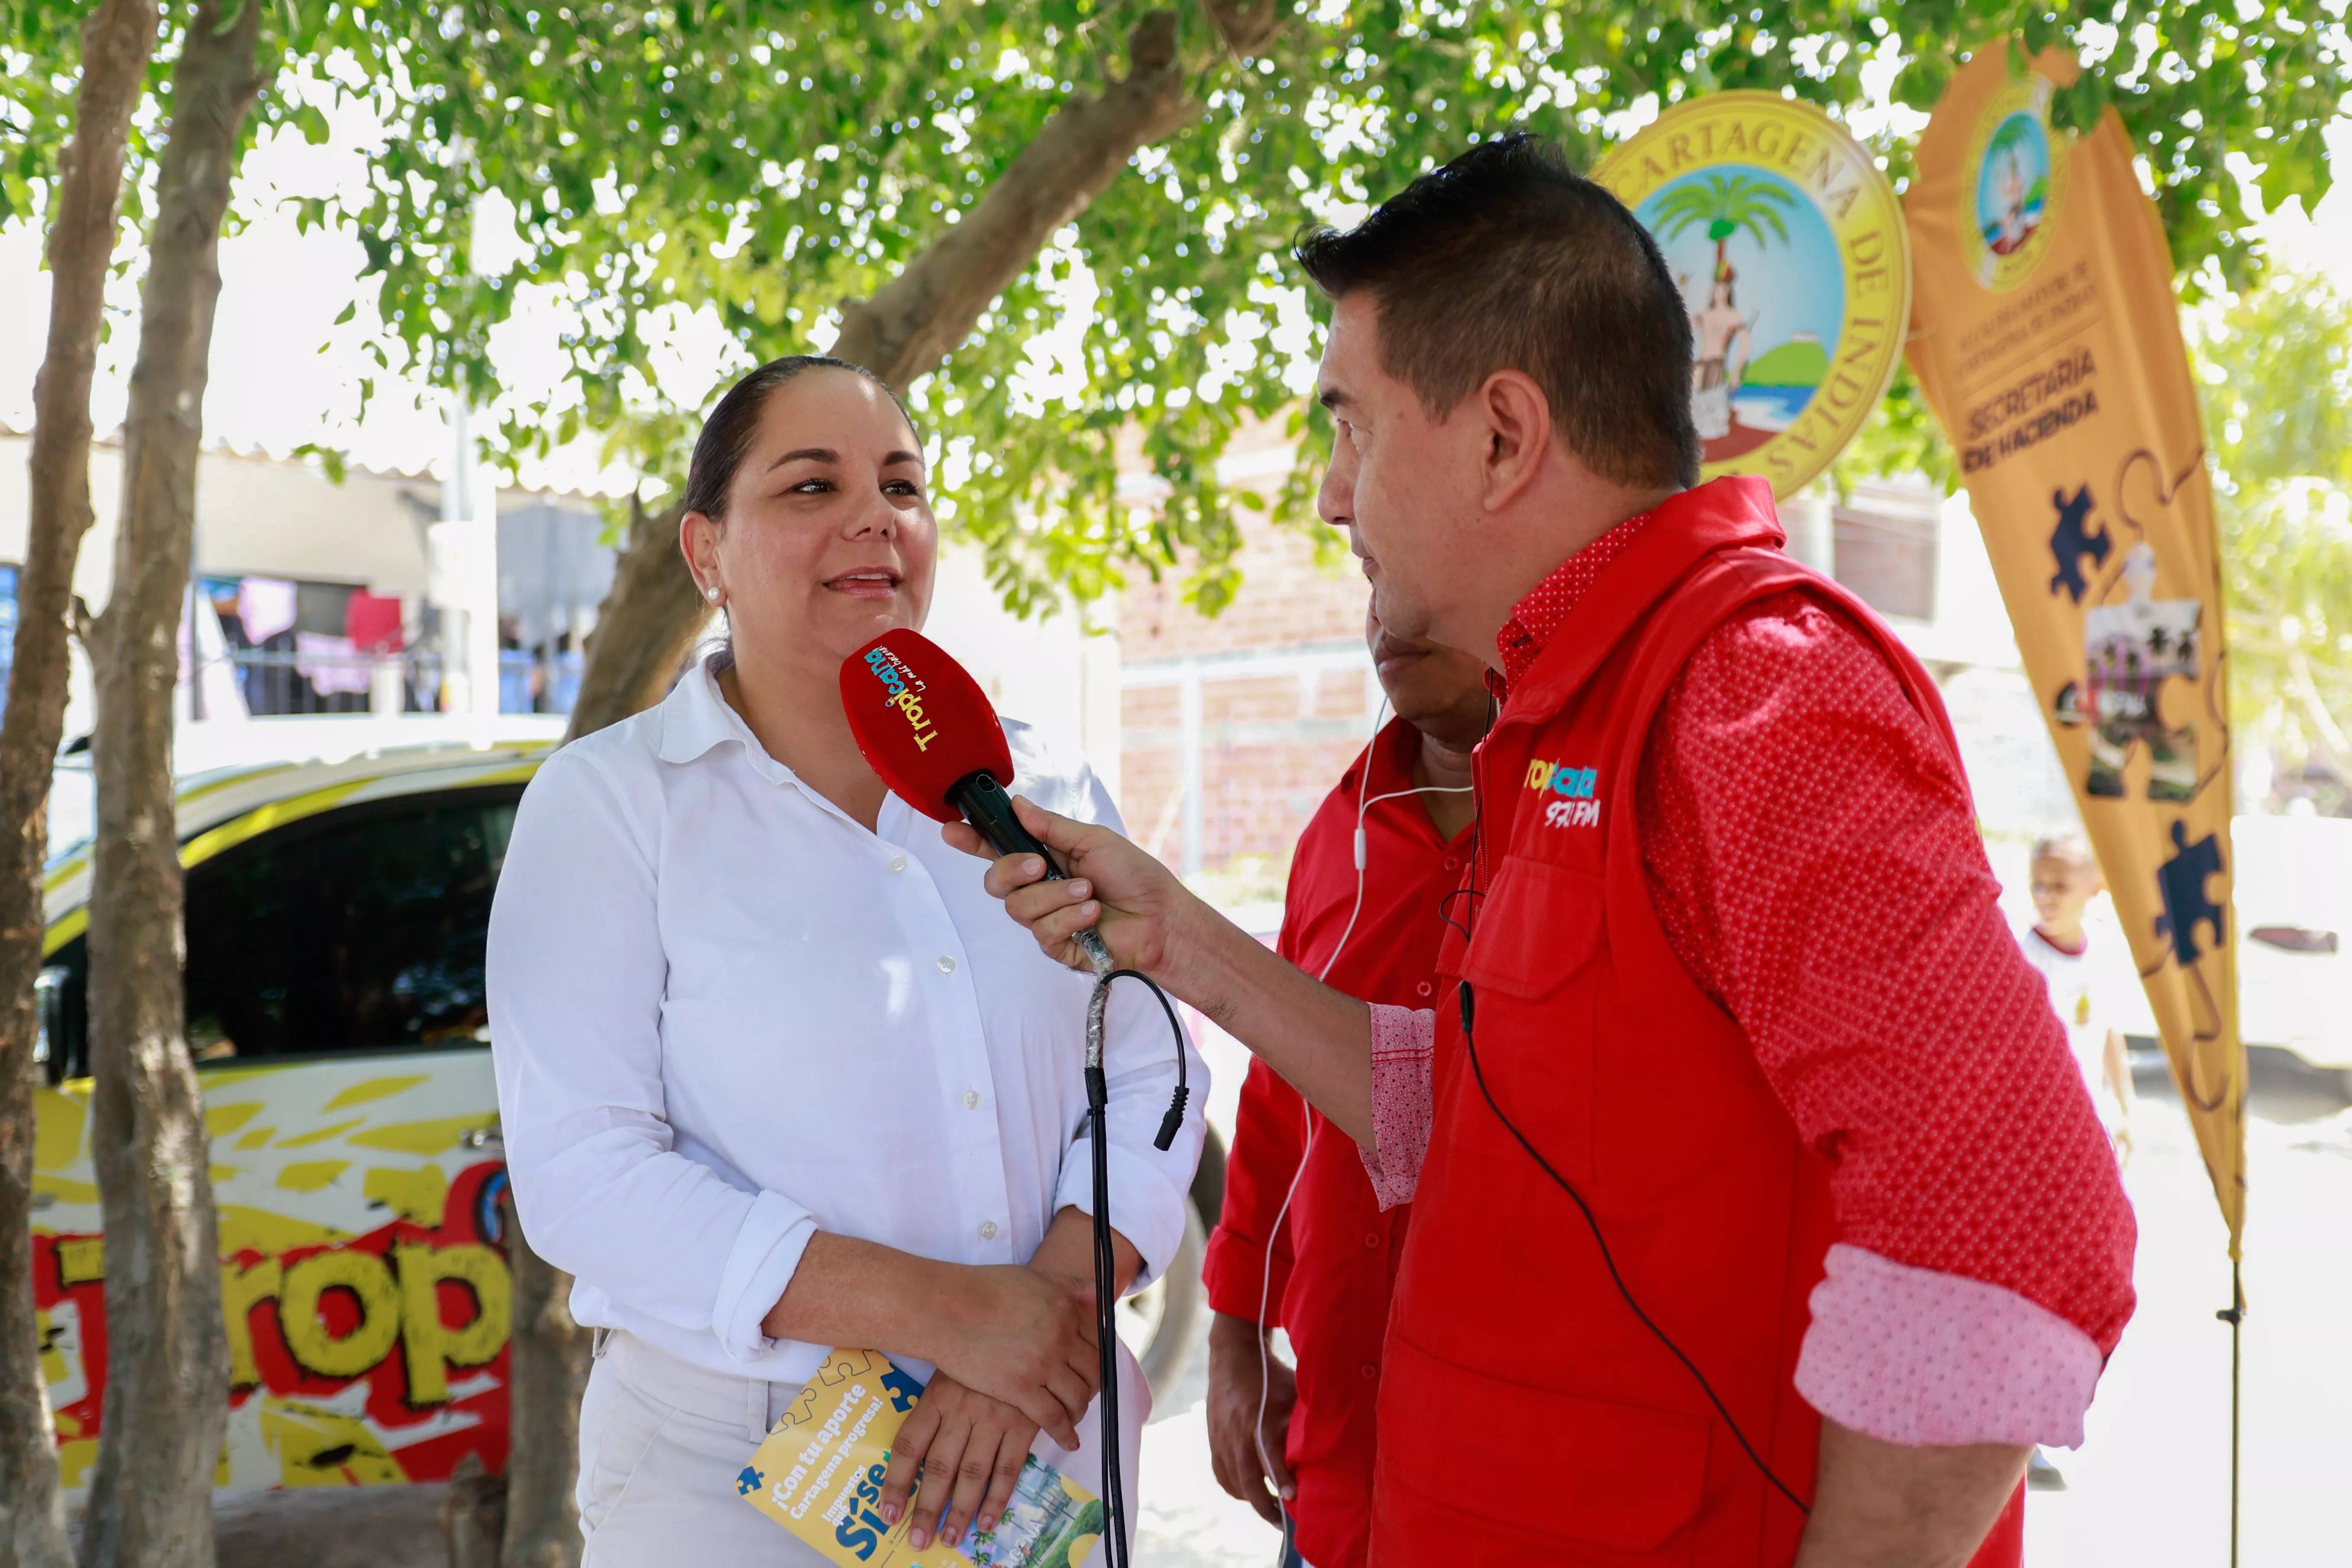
[1082,963,1190,1568]
[1449,718,1811,1520]
[1454,980,1809,1517]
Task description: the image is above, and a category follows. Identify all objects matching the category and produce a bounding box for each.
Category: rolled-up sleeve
[1637,592,2136,1446]
[487,748,817,1363]
[1357,1003,1435,1210]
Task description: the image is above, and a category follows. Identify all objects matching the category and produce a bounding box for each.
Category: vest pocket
[1379,1333,1709,1558]
[1458,856,1605,999]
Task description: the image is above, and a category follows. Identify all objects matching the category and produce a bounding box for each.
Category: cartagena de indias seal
[1594,93,1911,499]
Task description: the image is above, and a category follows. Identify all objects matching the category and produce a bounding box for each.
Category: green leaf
[291,441,349,484]
[1892,52,1953,112]
[2051,70,2107,136]
[7,0,2304,625]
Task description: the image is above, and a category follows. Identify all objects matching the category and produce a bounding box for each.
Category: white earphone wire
[1249,697,1472,1562]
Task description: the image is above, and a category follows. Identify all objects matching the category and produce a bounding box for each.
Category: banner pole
[2218,1258,2243,1566]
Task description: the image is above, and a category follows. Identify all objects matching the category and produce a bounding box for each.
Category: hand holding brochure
[738,1347,1104,1568]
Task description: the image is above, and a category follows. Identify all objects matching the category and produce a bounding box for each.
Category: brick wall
[1120,512,1367,659]
[1118,502,1382,880]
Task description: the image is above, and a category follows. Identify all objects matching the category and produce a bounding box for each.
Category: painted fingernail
[880,1502,899,1524]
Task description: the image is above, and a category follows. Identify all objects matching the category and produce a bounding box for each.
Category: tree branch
[1200,0,1280,58]
[832,9,1193,387]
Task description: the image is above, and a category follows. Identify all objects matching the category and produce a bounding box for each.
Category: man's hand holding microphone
[943,798,1381,1149]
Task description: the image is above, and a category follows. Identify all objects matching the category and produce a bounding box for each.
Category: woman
[487,355,1203,1565]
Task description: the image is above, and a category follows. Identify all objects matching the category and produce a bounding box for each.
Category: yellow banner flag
[1905,46,2245,1250]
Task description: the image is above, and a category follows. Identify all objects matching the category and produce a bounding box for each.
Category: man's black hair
[1296,134,1701,490]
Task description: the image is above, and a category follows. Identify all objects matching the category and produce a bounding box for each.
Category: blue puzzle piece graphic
[2154,820,2227,966]
[736,1466,765,1498]
[879,1362,925,1413]
[2047,484,2109,602]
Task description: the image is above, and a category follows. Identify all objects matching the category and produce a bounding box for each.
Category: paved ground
[2022,1051,2352,1566]
[186,1052,2350,1567]
[1130,1051,2352,1566]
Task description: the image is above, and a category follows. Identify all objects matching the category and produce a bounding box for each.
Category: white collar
[656,648,911,837]
[656,649,793,788]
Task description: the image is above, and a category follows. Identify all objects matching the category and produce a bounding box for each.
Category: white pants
[576,1330,1149,1567]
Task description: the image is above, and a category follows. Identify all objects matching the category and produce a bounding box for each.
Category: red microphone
[839,628,1111,969]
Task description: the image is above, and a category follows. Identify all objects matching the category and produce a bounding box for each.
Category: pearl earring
[706,587,721,603]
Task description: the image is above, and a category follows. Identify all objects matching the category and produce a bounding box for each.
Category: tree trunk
[79,4,264,1565]
[556,494,706,746]
[494,1193,588,1568]
[0,5,160,1567]
[443,1454,507,1568]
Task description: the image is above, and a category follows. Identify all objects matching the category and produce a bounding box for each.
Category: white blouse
[486,653,1205,1384]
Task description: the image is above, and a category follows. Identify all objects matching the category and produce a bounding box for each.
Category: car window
[184,790,519,1060]
[40,786,520,1079]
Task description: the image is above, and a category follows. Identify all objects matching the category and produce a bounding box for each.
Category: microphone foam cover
[839,629,1016,824]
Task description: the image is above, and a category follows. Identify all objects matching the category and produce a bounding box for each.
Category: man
[1203,610,1485,1568]
[953,136,2134,1567]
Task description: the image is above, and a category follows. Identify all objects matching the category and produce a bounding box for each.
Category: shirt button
[1363,1232,1381,1249]
[936,955,957,975]
[1443,856,1459,871]
[962,1091,980,1110]
[1415,981,1434,998]
[1359,1362,1378,1380]
[979,1221,998,1241]
[887,854,909,874]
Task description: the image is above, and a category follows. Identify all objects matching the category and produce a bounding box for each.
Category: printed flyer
[739,1347,1103,1568]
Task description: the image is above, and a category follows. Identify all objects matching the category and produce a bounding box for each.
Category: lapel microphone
[839,627,1193,1566]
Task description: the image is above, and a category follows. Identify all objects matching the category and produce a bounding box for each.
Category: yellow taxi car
[32,740,1216,1497]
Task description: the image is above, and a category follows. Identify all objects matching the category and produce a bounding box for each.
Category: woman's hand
[876,1371,1039,1552]
[931,1264,1099,1451]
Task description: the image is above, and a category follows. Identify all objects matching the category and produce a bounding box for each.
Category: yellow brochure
[738,1347,1103,1568]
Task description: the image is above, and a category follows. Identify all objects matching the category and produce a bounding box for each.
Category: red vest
[1370,480,2024,1566]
